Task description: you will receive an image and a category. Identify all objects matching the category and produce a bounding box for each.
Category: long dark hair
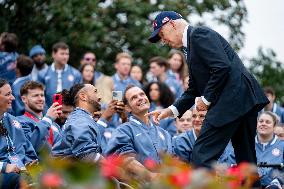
[143,81,174,108]
[80,63,95,85]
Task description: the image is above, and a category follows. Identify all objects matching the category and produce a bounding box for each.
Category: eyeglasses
[84,58,96,62]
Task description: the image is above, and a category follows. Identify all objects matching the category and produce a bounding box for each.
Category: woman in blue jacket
[256,111,284,187]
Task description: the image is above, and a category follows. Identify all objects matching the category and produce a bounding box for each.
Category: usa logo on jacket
[272,148,281,157]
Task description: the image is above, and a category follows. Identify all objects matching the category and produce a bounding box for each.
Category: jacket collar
[255,134,278,146]
[51,63,68,72]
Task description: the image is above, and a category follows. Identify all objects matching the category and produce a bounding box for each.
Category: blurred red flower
[41,172,64,188]
[101,154,124,178]
[169,169,191,188]
[144,158,157,170]
[227,165,245,189]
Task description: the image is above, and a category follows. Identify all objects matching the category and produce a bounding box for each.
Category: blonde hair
[115,52,132,63]
[259,111,280,127]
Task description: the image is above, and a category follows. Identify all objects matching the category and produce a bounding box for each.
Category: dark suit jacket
[173,26,269,127]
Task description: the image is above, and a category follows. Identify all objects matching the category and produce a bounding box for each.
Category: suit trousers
[0,173,20,189]
[191,108,258,168]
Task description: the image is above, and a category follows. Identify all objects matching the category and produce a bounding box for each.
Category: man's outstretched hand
[145,108,173,125]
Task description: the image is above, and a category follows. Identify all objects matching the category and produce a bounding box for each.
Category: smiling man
[105,85,172,181]
[17,81,62,154]
[52,83,103,163]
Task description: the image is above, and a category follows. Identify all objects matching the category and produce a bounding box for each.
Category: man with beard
[52,84,103,162]
[105,85,172,182]
[29,45,48,81]
[17,81,62,154]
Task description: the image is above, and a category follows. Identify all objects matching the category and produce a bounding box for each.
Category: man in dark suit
[147,11,269,168]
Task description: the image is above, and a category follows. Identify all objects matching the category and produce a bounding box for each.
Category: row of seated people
[0,79,283,189]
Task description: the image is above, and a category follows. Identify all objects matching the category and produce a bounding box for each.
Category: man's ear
[21,95,27,104]
[170,20,176,29]
[78,92,87,101]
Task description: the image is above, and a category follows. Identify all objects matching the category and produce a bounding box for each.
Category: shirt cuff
[42,116,53,125]
[97,119,107,128]
[168,105,179,118]
[201,96,211,106]
[94,153,101,162]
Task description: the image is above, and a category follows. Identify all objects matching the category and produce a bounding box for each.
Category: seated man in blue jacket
[173,106,235,165]
[17,81,62,154]
[0,78,38,189]
[105,85,173,181]
[52,83,103,162]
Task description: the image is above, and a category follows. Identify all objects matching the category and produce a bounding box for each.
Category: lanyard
[24,111,54,145]
[24,111,40,122]
[5,134,16,156]
[0,119,16,155]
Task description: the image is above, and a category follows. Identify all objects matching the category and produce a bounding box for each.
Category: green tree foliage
[0,0,247,75]
[249,47,284,103]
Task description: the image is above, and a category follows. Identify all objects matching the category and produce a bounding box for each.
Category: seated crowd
[1,32,284,189]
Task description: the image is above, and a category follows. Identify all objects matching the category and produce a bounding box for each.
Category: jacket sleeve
[67,122,101,160]
[172,133,193,163]
[104,126,136,156]
[23,136,38,164]
[191,27,231,104]
[19,118,51,153]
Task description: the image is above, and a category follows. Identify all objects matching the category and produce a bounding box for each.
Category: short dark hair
[20,81,45,96]
[123,84,137,105]
[16,55,34,76]
[149,56,169,70]
[0,32,18,52]
[69,83,86,106]
[57,89,74,107]
[52,42,69,53]
[0,78,9,88]
[263,86,275,96]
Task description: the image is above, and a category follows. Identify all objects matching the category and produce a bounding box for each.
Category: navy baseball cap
[148,11,183,43]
